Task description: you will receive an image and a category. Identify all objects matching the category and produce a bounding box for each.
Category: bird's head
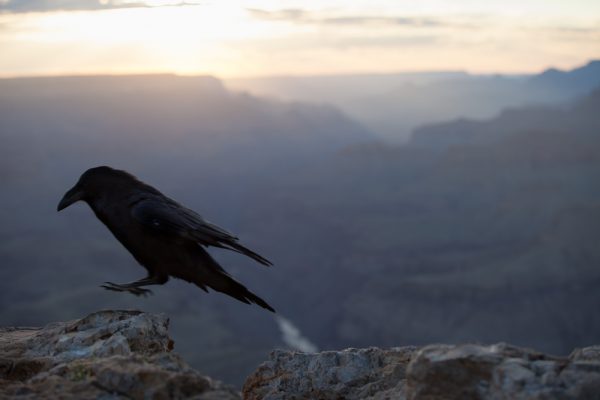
[57,166,137,211]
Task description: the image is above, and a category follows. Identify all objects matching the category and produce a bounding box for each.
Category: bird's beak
[57,185,83,211]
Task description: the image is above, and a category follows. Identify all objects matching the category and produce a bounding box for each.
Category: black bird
[57,166,274,312]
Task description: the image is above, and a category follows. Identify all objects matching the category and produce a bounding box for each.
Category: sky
[0,0,599,77]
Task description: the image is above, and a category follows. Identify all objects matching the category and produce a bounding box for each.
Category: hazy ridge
[227,60,600,142]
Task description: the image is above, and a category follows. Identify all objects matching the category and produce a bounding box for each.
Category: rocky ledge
[244,344,600,400]
[0,310,240,399]
[2,311,599,400]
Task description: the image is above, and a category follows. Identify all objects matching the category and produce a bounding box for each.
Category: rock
[407,343,600,400]
[6,312,599,400]
[244,343,600,400]
[570,346,600,362]
[242,346,417,400]
[0,310,240,399]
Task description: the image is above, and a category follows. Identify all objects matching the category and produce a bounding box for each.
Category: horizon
[1,1,599,78]
[0,58,597,81]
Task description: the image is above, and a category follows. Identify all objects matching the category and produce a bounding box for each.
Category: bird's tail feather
[225,242,273,267]
[195,261,275,312]
[189,246,275,312]
[222,280,276,312]
[203,273,275,312]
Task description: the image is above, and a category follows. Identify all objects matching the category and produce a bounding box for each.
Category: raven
[57,166,274,312]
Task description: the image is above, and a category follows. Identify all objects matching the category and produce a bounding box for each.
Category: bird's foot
[101,282,153,297]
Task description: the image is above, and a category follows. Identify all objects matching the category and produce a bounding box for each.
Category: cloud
[321,16,441,28]
[244,8,453,51]
[0,0,142,13]
[247,8,307,22]
[247,8,445,28]
[0,0,202,14]
[515,23,600,43]
[547,26,600,35]
[333,34,440,48]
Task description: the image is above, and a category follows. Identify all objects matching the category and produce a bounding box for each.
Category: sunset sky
[0,0,599,77]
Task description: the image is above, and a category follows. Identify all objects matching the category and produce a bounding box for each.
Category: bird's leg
[101,276,165,297]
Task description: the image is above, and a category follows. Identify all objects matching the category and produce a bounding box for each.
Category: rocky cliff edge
[0,310,240,399]
[2,310,599,399]
[244,344,600,399]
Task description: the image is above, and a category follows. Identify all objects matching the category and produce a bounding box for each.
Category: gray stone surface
[4,311,599,400]
[0,310,240,399]
[244,343,600,400]
[407,343,600,400]
[243,346,417,400]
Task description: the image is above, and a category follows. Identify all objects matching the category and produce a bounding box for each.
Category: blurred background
[1,0,599,387]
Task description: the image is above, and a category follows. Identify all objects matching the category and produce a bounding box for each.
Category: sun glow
[0,0,598,77]
[0,4,295,76]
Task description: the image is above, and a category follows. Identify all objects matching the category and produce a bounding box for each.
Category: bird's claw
[100,282,153,297]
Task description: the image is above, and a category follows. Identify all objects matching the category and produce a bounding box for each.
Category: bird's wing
[131,197,272,266]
